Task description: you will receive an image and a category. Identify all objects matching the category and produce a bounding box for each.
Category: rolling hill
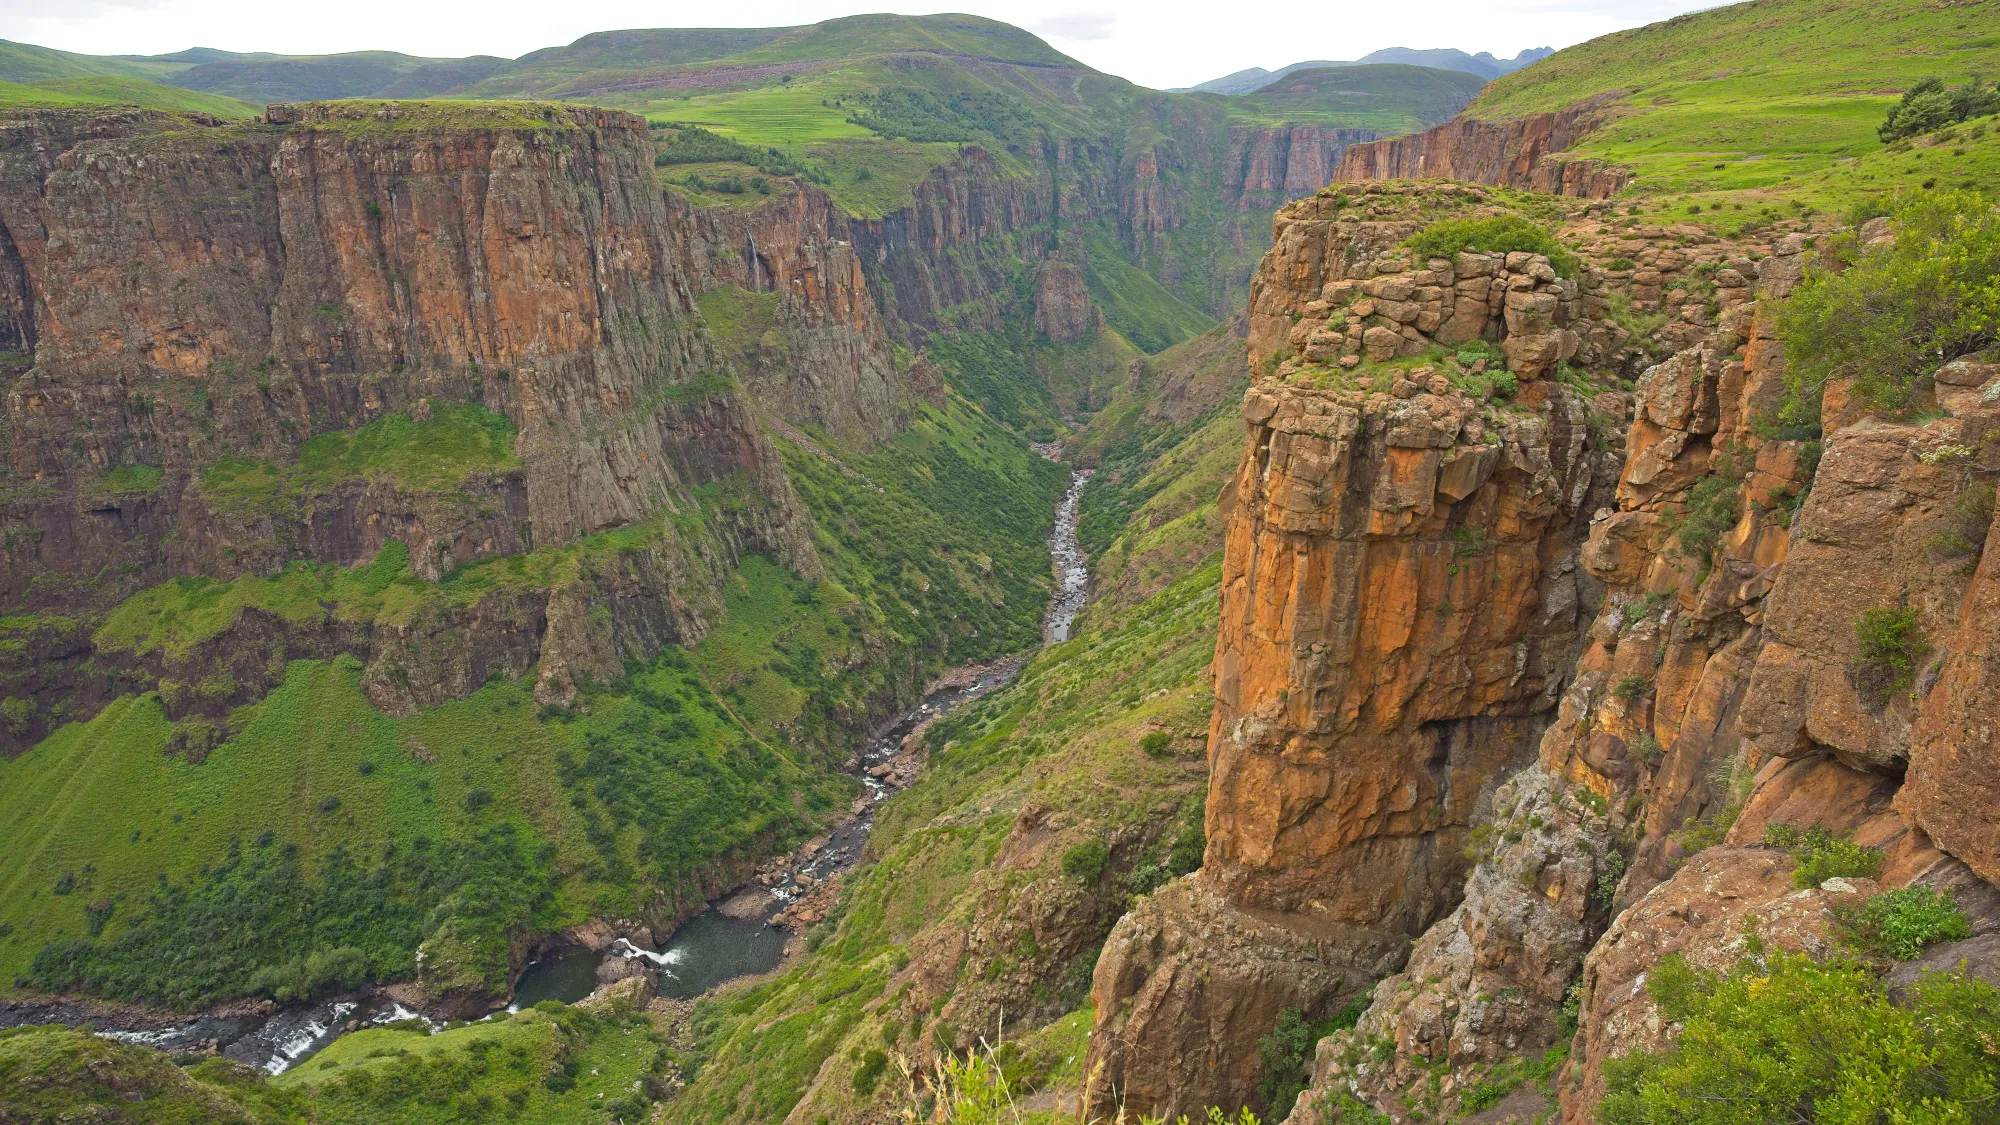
[1459,0,2000,223]
[1187,46,1554,94]
[0,74,258,116]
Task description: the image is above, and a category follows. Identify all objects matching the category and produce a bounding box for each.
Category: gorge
[3,3,2000,1123]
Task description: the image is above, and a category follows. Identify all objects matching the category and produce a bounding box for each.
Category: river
[6,464,1093,1073]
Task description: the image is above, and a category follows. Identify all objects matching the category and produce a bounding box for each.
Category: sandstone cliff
[1087,184,1625,1117]
[1333,101,1626,200]
[1272,223,2000,1125]
[670,181,906,446]
[0,102,872,747]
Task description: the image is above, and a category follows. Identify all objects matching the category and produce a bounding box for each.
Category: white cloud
[1031,12,1116,42]
[0,0,171,27]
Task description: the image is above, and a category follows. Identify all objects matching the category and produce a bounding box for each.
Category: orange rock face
[1901,442,2000,883]
[1204,379,1602,917]
[1086,192,1621,1118]
[0,102,836,737]
[1333,101,1628,200]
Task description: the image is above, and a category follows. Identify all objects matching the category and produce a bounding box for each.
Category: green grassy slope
[0,40,186,84]
[664,562,1221,1125]
[0,75,258,117]
[169,52,508,104]
[1461,0,2000,218]
[0,1000,674,1124]
[1213,63,1488,133]
[463,14,1080,101]
[0,390,1063,1007]
[655,331,1244,1125]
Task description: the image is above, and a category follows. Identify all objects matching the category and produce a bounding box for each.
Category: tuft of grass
[1852,606,1930,702]
[1406,215,1579,278]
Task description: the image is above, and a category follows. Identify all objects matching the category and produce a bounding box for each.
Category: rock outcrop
[1268,208,2000,1125]
[1086,185,1622,1118]
[1333,101,1627,199]
[1560,846,1868,1120]
[1032,255,1103,346]
[1234,126,1381,212]
[1250,183,1625,380]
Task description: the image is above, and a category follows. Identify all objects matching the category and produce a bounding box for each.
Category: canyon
[4,5,2000,1123]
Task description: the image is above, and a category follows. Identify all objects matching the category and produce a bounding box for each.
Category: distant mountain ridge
[1183,46,1555,94]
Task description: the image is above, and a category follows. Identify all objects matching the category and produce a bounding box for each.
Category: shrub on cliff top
[1406,215,1579,278]
[1776,189,2000,422]
[1598,952,2000,1125]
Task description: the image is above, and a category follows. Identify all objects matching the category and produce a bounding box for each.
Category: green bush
[1257,1001,1368,1119]
[1852,606,1930,700]
[1879,77,2000,142]
[1843,886,1973,960]
[1764,824,1884,888]
[1167,818,1206,875]
[1598,952,2000,1125]
[1321,1092,1392,1125]
[845,88,1027,143]
[1613,676,1651,701]
[1929,484,1997,565]
[1406,215,1580,278]
[851,1046,888,1095]
[1139,731,1172,757]
[1777,190,2000,420]
[1060,840,1110,884]
[25,825,555,1008]
[1668,452,1747,564]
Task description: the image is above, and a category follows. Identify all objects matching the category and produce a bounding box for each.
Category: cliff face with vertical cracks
[0,102,846,747]
[1333,100,1626,200]
[671,182,905,446]
[1276,226,2000,1125]
[1234,126,1381,212]
[1086,183,1622,1118]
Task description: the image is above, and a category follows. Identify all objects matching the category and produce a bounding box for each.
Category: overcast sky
[1,0,1726,91]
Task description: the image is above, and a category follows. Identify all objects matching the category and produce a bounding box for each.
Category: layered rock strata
[0,102,834,743]
[671,181,906,445]
[1333,101,1627,200]
[1279,221,2000,1125]
[1250,183,1626,381]
[1087,185,1624,1118]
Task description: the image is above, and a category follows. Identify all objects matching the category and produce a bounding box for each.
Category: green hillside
[0,75,258,117]
[1208,63,1488,133]
[463,14,1080,100]
[170,51,507,104]
[1465,0,2000,222]
[0,391,1065,1007]
[0,39,186,84]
